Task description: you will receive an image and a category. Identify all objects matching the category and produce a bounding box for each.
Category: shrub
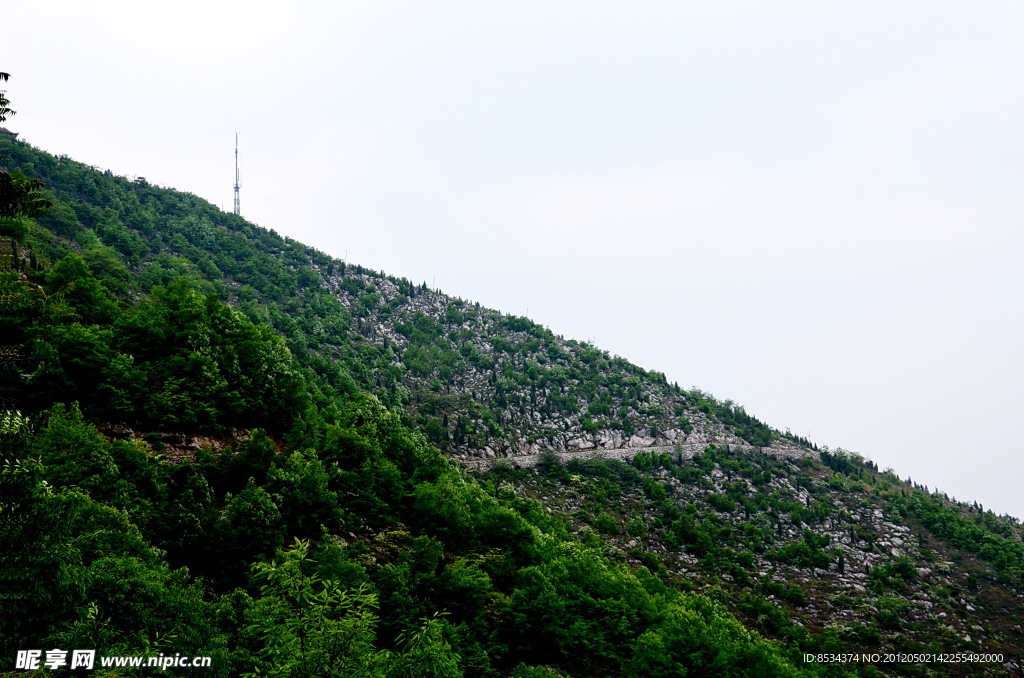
[594,513,620,535]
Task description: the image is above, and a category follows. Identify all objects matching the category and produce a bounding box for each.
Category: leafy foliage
[1,130,1020,677]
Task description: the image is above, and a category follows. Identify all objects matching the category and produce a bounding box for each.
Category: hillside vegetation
[2,133,1023,677]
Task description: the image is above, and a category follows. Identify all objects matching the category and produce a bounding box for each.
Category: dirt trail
[459,441,810,471]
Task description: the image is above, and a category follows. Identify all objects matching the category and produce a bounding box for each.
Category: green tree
[220,482,286,560]
[266,449,343,538]
[1,441,221,666]
[237,539,388,677]
[386,613,463,678]
[0,170,51,239]
[0,72,12,122]
[44,253,118,323]
[31,403,119,500]
[0,74,51,238]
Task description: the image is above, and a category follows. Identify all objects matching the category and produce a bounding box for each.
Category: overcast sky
[5,1,1024,517]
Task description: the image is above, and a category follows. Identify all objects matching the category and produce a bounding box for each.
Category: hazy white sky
[5,1,1024,516]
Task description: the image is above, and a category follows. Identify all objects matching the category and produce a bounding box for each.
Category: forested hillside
[0,134,808,459]
[2,133,1023,677]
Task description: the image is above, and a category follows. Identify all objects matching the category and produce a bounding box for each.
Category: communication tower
[233,133,241,216]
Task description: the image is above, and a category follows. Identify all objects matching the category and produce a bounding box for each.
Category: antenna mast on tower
[233,133,241,216]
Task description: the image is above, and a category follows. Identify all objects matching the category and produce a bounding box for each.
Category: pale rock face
[517,441,538,455]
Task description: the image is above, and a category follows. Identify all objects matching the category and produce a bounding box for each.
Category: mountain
[2,132,1023,677]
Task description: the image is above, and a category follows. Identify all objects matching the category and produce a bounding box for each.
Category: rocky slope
[5,133,1024,676]
[319,266,808,461]
[487,447,1024,676]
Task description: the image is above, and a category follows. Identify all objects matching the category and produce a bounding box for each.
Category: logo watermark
[16,649,211,671]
